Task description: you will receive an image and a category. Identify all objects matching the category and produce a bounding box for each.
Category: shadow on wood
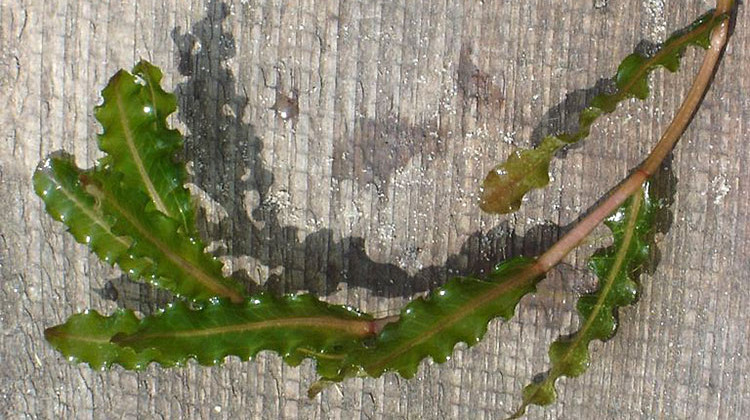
[96,1,675,320]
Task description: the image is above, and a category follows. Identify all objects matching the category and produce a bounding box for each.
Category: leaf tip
[43,324,63,342]
[479,170,523,214]
[307,379,333,399]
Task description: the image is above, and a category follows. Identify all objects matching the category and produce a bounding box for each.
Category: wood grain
[1,1,748,418]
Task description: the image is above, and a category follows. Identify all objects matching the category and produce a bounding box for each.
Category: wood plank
[1,1,747,418]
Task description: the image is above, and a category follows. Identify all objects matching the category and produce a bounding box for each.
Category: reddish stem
[372,4,733,333]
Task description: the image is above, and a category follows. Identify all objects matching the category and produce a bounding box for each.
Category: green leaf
[480,136,565,214]
[87,167,245,302]
[337,257,545,379]
[44,309,160,370]
[510,182,666,418]
[35,152,244,303]
[96,61,195,234]
[479,11,726,214]
[46,295,376,377]
[34,63,245,303]
[33,153,134,266]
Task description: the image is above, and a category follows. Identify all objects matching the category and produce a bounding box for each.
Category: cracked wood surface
[1,1,748,419]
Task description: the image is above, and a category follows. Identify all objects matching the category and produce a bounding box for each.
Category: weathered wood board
[1,1,748,418]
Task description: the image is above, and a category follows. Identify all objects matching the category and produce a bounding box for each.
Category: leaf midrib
[114,84,170,216]
[520,190,645,411]
[45,328,113,345]
[44,169,132,250]
[95,184,244,303]
[114,316,373,345]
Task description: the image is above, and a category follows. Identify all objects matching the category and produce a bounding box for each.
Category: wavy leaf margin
[510,181,669,418]
[46,294,377,378]
[34,62,245,303]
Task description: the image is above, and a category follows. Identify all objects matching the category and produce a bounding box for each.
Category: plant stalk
[538,6,731,273]
[372,4,732,334]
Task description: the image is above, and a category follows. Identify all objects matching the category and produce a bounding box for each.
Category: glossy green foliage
[480,11,726,214]
[33,62,245,303]
[35,61,552,384]
[45,309,160,370]
[96,62,195,233]
[339,257,545,379]
[46,295,375,377]
[511,183,666,418]
[35,2,725,411]
[480,136,565,214]
[34,154,135,266]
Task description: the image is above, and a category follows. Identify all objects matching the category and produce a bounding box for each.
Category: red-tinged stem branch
[371,4,733,335]
[538,5,731,272]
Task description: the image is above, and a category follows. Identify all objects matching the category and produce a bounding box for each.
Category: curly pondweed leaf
[44,309,161,370]
[332,257,545,380]
[34,64,245,303]
[480,136,565,214]
[510,182,667,418]
[96,61,196,234]
[46,295,377,377]
[35,147,244,303]
[33,154,134,266]
[87,168,245,302]
[480,10,726,214]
